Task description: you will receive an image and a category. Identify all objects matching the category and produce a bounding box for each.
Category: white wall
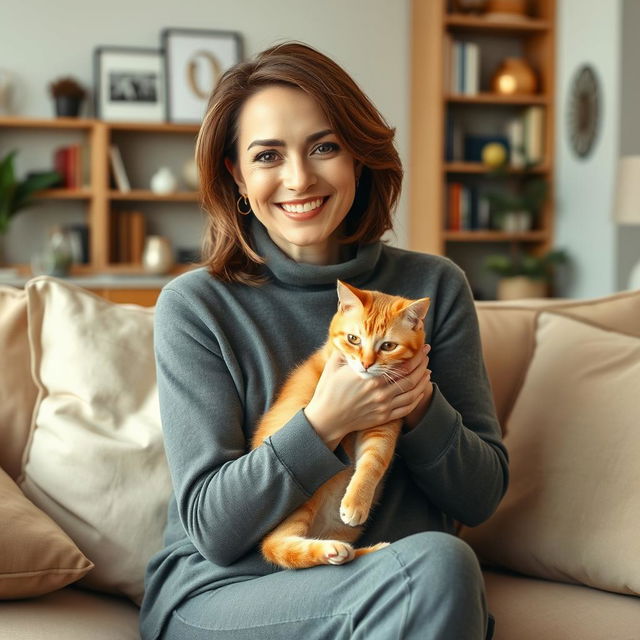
[555,0,621,297]
[0,0,411,251]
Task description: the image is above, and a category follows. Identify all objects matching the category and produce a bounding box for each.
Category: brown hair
[195,41,403,284]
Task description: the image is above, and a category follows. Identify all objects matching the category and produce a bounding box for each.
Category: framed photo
[94,47,165,122]
[162,28,243,124]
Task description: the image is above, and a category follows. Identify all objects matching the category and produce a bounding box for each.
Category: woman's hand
[401,345,434,432]
[304,347,431,450]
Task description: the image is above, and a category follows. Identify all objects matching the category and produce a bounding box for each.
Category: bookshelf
[0,116,200,281]
[410,0,556,299]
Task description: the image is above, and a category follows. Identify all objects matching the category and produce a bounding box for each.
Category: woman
[140,42,508,640]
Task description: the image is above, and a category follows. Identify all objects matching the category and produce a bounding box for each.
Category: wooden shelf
[445,162,550,174]
[108,190,200,202]
[107,121,200,134]
[35,188,93,200]
[410,0,556,299]
[0,116,95,130]
[446,93,549,105]
[444,231,549,242]
[446,13,551,33]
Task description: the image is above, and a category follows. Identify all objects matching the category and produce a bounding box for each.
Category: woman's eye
[347,334,361,345]
[380,342,397,352]
[313,142,339,155]
[254,150,279,163]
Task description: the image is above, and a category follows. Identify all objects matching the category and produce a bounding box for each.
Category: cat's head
[329,280,430,378]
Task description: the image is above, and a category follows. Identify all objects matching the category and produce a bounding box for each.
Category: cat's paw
[321,541,355,565]
[340,496,371,527]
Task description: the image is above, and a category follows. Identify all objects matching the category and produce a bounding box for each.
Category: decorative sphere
[482,142,507,167]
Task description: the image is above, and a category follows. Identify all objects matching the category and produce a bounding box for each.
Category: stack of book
[505,106,545,167]
[53,144,89,189]
[446,183,491,232]
[110,211,146,264]
[445,37,480,96]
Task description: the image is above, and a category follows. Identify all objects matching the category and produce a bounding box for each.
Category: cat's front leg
[340,421,402,526]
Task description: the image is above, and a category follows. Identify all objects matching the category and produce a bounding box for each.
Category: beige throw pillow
[0,286,39,479]
[0,466,93,599]
[476,289,640,430]
[19,277,172,605]
[463,312,640,596]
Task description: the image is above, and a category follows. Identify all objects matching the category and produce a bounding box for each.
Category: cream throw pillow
[19,277,172,605]
[0,466,93,599]
[463,312,640,596]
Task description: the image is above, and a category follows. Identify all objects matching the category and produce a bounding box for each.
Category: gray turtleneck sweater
[140,218,508,640]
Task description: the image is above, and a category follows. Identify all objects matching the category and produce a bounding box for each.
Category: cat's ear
[336,280,366,312]
[402,297,430,330]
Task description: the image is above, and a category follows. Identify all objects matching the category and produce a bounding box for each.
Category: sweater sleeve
[154,287,347,567]
[396,263,509,527]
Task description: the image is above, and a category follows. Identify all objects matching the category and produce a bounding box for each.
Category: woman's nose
[283,156,316,192]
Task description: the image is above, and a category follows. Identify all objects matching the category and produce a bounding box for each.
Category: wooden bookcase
[409,0,556,299]
[0,116,201,278]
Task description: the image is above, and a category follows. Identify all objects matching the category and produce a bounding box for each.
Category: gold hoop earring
[236,194,252,215]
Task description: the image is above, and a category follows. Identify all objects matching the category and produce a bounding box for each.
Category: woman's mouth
[277,196,328,221]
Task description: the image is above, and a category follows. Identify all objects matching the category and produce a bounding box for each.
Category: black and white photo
[94,47,165,122]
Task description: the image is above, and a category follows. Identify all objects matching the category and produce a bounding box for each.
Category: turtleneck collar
[249,216,382,288]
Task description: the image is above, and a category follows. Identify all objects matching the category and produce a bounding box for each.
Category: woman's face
[226,85,359,264]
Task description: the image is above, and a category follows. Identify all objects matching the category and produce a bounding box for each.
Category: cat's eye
[380,342,397,352]
[347,334,361,345]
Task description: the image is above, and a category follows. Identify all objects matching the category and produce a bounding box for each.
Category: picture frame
[162,28,243,124]
[94,47,165,122]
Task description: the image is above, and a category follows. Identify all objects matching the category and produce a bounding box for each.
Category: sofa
[1,276,639,640]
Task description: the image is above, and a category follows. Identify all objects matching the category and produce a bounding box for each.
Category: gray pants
[162,532,490,640]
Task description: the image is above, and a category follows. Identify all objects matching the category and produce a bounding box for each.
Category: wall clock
[567,65,600,159]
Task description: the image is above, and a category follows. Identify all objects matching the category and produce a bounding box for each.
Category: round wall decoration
[567,65,600,159]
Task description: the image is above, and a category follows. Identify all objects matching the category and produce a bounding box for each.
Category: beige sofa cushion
[0,286,39,479]
[476,289,640,430]
[0,466,93,599]
[0,586,139,640]
[464,312,640,596]
[19,277,172,605]
[484,569,640,640]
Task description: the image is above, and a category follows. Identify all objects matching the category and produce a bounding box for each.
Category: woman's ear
[224,157,247,194]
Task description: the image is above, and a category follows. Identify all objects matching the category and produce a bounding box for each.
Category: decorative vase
[54,95,82,118]
[182,159,199,190]
[150,167,178,195]
[31,227,74,277]
[501,211,532,232]
[497,276,547,300]
[492,58,537,95]
[142,236,174,275]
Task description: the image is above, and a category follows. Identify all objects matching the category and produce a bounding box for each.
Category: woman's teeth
[280,198,324,213]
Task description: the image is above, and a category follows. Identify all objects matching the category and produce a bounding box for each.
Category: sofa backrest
[1,281,640,478]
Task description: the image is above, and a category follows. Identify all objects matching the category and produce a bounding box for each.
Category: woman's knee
[392,531,483,588]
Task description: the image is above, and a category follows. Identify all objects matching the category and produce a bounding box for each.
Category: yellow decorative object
[482,142,507,168]
[492,58,537,95]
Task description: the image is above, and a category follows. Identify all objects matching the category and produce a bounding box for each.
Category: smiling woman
[224,85,360,264]
[140,41,507,640]
[195,42,402,283]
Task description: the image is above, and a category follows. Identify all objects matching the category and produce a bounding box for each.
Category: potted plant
[48,76,86,118]
[0,150,60,263]
[486,176,548,232]
[485,248,568,300]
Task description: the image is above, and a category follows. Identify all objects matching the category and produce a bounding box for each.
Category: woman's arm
[396,265,509,527]
[155,288,348,567]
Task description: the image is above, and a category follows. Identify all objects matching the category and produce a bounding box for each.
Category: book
[109,146,131,192]
[129,211,146,264]
[506,117,526,168]
[464,43,479,96]
[524,106,544,165]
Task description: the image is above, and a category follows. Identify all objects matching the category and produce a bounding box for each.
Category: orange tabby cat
[251,280,430,569]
